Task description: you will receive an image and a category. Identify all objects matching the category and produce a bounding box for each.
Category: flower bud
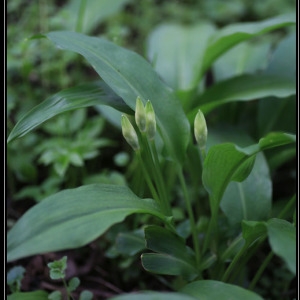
[194,109,207,150]
[121,115,140,151]
[145,100,156,140]
[135,96,146,132]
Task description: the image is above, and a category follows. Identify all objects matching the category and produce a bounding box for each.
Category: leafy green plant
[7,10,296,300]
[7,257,93,300]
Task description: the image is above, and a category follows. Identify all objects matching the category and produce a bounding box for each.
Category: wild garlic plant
[7,12,296,300]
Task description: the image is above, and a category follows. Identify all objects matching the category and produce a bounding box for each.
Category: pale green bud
[135,96,147,132]
[145,100,156,140]
[121,115,140,151]
[194,109,207,150]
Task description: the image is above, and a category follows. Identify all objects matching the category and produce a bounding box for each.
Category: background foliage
[7,1,296,299]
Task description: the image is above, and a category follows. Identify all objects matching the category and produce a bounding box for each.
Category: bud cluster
[121,96,157,151]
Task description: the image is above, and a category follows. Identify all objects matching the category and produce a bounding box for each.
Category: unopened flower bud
[135,96,146,132]
[145,100,156,140]
[194,109,207,150]
[121,115,140,151]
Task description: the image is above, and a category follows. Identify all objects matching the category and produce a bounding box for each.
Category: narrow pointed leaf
[202,13,295,75]
[7,81,131,143]
[41,31,190,163]
[142,225,198,280]
[141,253,198,281]
[181,280,263,300]
[188,74,295,120]
[7,184,165,262]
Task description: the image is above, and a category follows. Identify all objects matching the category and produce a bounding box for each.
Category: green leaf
[146,22,215,91]
[257,96,296,137]
[264,31,296,79]
[7,291,49,300]
[180,280,263,300]
[79,290,94,300]
[7,266,26,293]
[116,229,145,256]
[68,277,80,292]
[220,153,272,225]
[109,291,197,300]
[206,128,272,226]
[188,74,295,119]
[7,81,131,143]
[48,291,62,300]
[213,40,271,82]
[267,218,296,275]
[141,253,198,281]
[47,256,67,280]
[141,225,198,280]
[7,184,165,262]
[63,0,130,34]
[241,220,267,247]
[42,31,190,163]
[202,13,296,75]
[202,132,295,214]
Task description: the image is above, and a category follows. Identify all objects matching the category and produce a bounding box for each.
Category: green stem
[140,134,170,215]
[249,251,274,290]
[201,205,218,255]
[177,168,201,267]
[228,237,265,283]
[221,244,248,282]
[277,194,296,219]
[136,151,160,203]
[76,0,87,32]
[149,139,172,215]
[62,278,70,300]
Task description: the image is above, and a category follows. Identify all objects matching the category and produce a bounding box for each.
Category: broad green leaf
[202,13,296,76]
[202,132,295,214]
[115,229,145,255]
[146,23,215,91]
[221,154,271,225]
[7,291,49,300]
[109,291,197,300]
[264,31,296,79]
[144,225,195,259]
[180,280,263,300]
[7,81,131,143]
[142,225,198,280]
[213,40,271,82]
[207,128,272,225]
[42,31,190,163]
[241,220,267,247]
[188,74,295,119]
[7,184,165,262]
[267,218,296,275]
[141,253,198,281]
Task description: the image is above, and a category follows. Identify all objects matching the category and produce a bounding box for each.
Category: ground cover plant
[7,1,296,299]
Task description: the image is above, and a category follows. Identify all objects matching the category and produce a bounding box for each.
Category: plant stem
[221,244,248,282]
[177,168,201,267]
[149,139,172,215]
[277,194,296,219]
[249,251,274,290]
[76,0,87,32]
[201,205,218,255]
[136,151,160,203]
